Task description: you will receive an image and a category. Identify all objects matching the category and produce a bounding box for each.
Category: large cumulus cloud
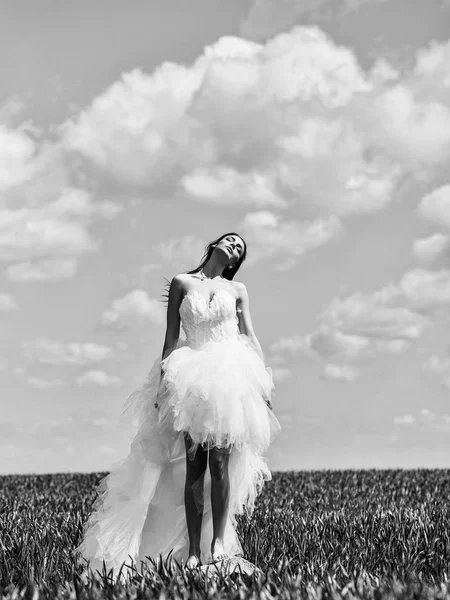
[61,29,450,227]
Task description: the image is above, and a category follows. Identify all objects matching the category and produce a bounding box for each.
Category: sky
[1,0,450,474]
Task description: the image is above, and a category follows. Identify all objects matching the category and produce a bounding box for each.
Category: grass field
[1,469,450,598]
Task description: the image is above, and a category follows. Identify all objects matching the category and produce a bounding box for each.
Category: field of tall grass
[1,469,450,599]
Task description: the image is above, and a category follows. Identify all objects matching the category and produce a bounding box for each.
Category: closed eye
[227,237,243,253]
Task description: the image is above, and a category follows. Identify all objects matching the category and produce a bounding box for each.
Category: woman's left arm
[236,283,265,361]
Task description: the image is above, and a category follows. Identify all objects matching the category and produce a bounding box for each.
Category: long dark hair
[161,232,247,306]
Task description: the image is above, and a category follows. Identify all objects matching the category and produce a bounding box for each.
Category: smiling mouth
[226,246,232,254]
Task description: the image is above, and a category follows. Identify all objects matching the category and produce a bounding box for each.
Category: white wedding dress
[76,287,281,582]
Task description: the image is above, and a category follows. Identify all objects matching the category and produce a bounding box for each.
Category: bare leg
[184,433,207,568]
[209,446,231,561]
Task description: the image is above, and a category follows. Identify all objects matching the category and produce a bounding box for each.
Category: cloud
[419,408,435,420]
[422,353,450,390]
[394,414,416,425]
[368,87,450,172]
[268,324,390,365]
[0,293,17,312]
[412,233,449,266]
[304,325,370,361]
[269,334,314,358]
[138,264,162,287]
[322,363,359,382]
[271,268,446,367]
[5,257,78,282]
[240,0,333,40]
[374,339,411,354]
[22,338,114,366]
[414,37,450,80]
[271,366,292,382]
[5,412,122,457]
[180,167,287,208]
[0,124,36,192]
[62,65,206,188]
[240,0,446,44]
[279,264,450,371]
[32,419,61,434]
[12,366,67,388]
[0,186,122,272]
[62,27,449,227]
[321,291,428,340]
[423,353,450,374]
[392,408,450,433]
[239,210,343,270]
[376,268,450,313]
[27,376,66,389]
[3,20,450,291]
[0,192,96,261]
[75,370,123,387]
[150,235,207,271]
[100,289,166,329]
[418,185,450,229]
[240,0,404,41]
[0,96,27,125]
[0,118,123,282]
[342,0,391,12]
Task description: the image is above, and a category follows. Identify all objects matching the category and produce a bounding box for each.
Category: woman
[76,232,281,581]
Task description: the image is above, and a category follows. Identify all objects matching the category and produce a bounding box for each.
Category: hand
[154,379,164,410]
[262,393,273,411]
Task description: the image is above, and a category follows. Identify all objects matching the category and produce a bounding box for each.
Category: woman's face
[217,235,245,265]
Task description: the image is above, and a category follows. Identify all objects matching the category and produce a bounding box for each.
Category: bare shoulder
[233,281,247,296]
[166,274,188,305]
[172,273,199,302]
[232,281,249,308]
[172,273,190,290]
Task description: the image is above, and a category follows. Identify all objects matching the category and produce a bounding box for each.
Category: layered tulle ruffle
[159,333,279,460]
[75,334,281,583]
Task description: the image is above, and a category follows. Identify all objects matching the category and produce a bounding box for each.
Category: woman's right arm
[160,275,183,377]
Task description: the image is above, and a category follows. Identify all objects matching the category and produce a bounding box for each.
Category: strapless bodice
[179,288,240,348]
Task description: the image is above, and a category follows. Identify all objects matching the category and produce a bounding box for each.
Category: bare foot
[210,538,230,563]
[185,553,201,569]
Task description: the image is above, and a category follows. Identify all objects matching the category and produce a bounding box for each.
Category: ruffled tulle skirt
[75,334,281,582]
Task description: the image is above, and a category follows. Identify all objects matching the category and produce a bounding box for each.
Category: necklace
[199,269,223,281]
